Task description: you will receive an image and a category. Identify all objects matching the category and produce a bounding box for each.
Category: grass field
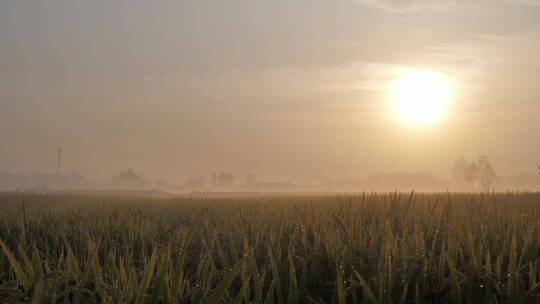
[1,191,540,303]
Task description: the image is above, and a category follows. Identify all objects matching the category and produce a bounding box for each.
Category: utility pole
[56,148,62,177]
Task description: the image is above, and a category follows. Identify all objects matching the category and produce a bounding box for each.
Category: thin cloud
[349,0,540,12]
[348,0,456,12]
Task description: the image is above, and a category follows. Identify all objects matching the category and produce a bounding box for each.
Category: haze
[1,0,539,186]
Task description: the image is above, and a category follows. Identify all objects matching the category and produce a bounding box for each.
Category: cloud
[505,0,540,6]
[348,0,456,12]
[350,0,540,12]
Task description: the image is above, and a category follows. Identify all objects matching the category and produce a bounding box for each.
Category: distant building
[185,176,205,188]
[217,172,234,187]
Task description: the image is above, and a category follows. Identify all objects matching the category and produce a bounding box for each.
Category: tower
[56,148,62,177]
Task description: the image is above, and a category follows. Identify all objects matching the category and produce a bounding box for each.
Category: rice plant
[1,191,539,303]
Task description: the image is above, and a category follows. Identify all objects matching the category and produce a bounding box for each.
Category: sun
[389,70,454,126]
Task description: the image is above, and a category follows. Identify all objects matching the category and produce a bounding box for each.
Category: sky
[1,0,539,183]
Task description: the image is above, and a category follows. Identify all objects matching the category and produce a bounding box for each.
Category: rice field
[1,191,540,303]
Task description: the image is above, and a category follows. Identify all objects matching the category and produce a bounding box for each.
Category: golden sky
[1,0,539,183]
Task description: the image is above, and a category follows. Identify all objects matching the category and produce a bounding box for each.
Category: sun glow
[389,70,454,126]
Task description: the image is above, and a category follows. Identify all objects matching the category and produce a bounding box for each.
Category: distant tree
[246,174,257,186]
[156,179,171,188]
[477,155,496,191]
[453,155,496,190]
[111,168,149,188]
[463,162,479,189]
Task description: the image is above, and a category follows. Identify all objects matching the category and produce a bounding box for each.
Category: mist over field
[1,0,539,192]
